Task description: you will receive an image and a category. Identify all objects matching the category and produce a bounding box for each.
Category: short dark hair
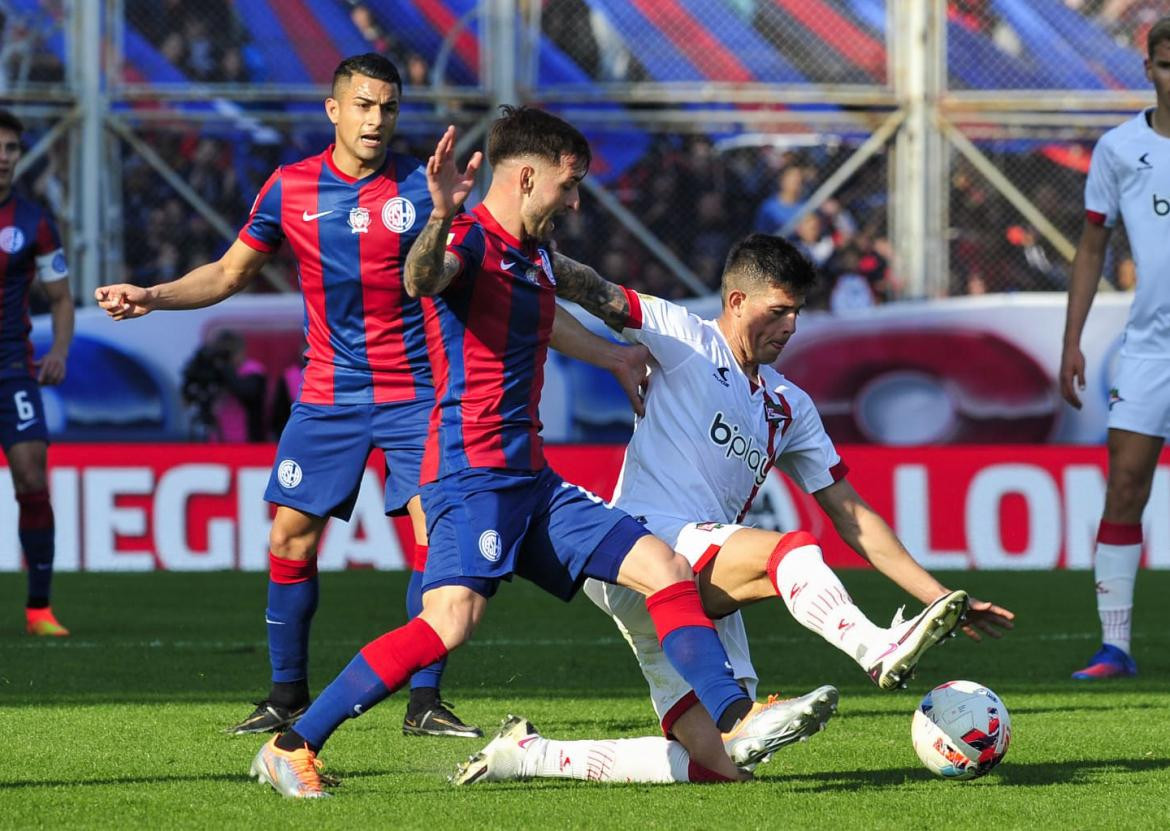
[486,105,591,171]
[1150,17,1170,57]
[721,233,817,306]
[331,53,401,96]
[0,109,24,137]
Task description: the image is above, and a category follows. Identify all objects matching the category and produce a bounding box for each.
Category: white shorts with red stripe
[582,520,758,734]
[1106,354,1170,440]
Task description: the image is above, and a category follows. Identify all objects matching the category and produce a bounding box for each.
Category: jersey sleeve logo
[381,197,416,233]
[347,206,371,234]
[0,226,26,253]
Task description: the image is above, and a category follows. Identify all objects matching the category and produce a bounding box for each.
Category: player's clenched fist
[94,284,153,320]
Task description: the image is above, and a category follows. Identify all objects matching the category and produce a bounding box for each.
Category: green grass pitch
[3,570,1169,829]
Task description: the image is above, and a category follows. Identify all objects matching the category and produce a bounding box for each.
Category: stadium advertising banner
[2,444,1168,572]
[32,292,1133,445]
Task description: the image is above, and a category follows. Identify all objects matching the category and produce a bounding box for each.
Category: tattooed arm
[551,252,633,332]
[404,214,461,297]
[404,125,483,298]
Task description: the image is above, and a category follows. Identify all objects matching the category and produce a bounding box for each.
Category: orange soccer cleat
[25,607,69,637]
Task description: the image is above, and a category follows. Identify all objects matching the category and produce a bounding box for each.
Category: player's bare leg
[614,534,836,779]
[7,440,67,637]
[401,495,481,738]
[229,506,328,734]
[1074,428,1161,679]
[697,528,966,689]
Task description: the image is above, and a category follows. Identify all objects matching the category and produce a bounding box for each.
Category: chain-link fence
[3,0,1160,304]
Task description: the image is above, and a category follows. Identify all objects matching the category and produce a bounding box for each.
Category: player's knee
[420,586,485,648]
[1105,472,1153,519]
[268,524,318,561]
[10,468,47,494]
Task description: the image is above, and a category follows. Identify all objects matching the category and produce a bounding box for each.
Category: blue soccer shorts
[265,397,431,520]
[0,377,49,450]
[420,466,650,600]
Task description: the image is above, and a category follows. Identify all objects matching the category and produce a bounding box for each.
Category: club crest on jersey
[277,459,303,489]
[478,529,502,563]
[764,393,793,437]
[537,248,557,286]
[0,226,25,253]
[381,196,416,233]
[348,206,371,234]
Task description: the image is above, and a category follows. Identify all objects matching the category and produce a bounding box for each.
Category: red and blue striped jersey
[238,146,434,405]
[0,193,68,380]
[420,204,558,483]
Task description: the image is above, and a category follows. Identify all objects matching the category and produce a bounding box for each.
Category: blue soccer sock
[18,491,54,607]
[406,550,447,696]
[646,581,752,730]
[267,553,319,695]
[286,617,448,752]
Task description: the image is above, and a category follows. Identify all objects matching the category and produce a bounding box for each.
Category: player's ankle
[25,596,49,610]
[408,686,439,715]
[270,680,310,710]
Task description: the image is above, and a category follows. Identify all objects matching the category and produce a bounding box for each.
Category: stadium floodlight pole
[890,0,947,299]
[71,0,104,301]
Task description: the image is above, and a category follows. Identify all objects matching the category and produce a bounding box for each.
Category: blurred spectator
[789,211,835,269]
[350,2,396,57]
[753,165,805,233]
[181,330,268,442]
[1003,224,1067,291]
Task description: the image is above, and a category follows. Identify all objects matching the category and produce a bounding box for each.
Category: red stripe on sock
[687,759,735,783]
[16,490,52,530]
[646,580,715,643]
[765,530,819,594]
[661,690,700,739]
[268,552,318,584]
[360,617,448,691]
[412,544,429,572]
[1097,521,1142,546]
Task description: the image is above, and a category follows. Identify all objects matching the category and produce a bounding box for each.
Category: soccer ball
[910,680,1011,780]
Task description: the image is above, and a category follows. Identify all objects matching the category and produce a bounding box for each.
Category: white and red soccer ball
[911,680,1011,780]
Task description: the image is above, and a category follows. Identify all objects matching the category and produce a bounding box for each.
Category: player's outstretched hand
[425,125,483,220]
[1059,344,1086,409]
[94,284,153,320]
[609,343,650,418]
[35,348,67,385]
[960,596,1014,642]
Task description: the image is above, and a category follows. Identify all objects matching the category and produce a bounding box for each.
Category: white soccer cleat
[722,684,838,768]
[450,714,540,785]
[866,589,969,691]
[250,735,331,798]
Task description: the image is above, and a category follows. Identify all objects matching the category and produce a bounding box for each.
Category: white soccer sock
[521,736,691,783]
[767,534,884,668]
[1094,521,1142,655]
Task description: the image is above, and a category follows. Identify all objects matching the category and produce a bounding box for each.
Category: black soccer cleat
[403,700,483,738]
[227,700,308,735]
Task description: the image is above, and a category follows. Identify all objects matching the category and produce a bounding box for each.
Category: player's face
[736,283,804,367]
[1147,41,1170,110]
[523,153,585,239]
[326,74,400,167]
[0,128,21,194]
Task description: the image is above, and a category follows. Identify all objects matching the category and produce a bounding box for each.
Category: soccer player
[95,54,500,738]
[248,108,836,798]
[0,109,73,637]
[452,233,1016,786]
[1059,18,1170,680]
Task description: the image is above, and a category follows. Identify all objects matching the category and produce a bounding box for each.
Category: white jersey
[1085,109,1170,358]
[612,291,844,545]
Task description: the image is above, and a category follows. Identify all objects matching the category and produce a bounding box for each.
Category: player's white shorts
[1107,355,1170,440]
[582,521,757,733]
